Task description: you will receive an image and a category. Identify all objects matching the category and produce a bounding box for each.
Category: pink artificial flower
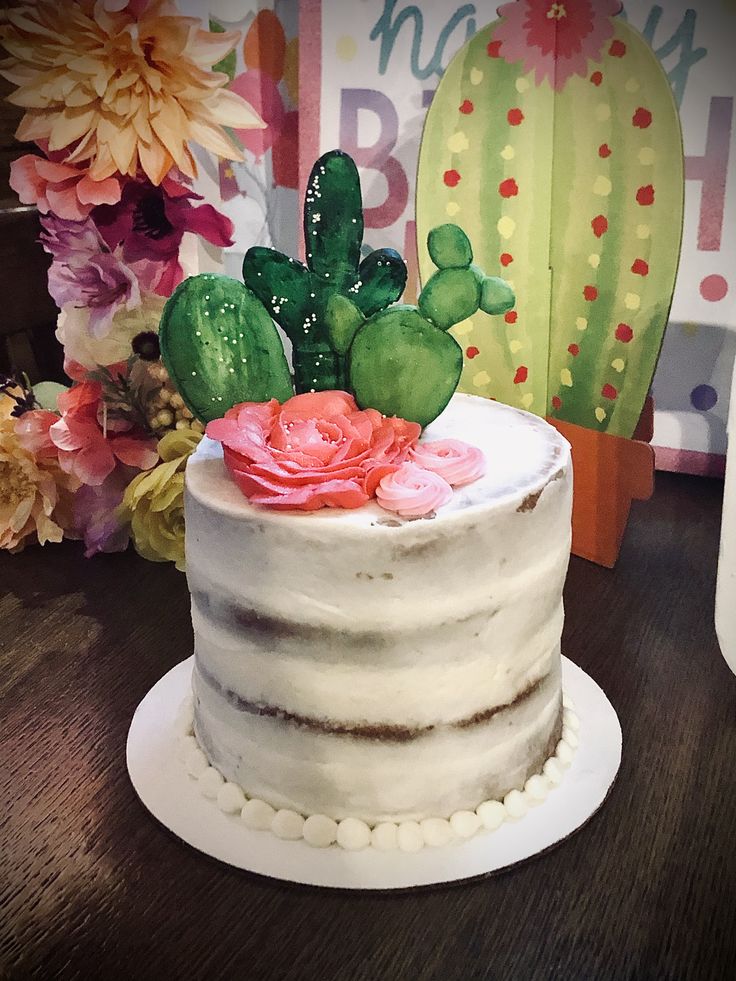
[375,463,453,518]
[495,0,622,91]
[102,0,150,14]
[49,379,158,486]
[9,155,121,221]
[409,439,486,486]
[93,175,234,297]
[206,390,421,511]
[14,409,59,459]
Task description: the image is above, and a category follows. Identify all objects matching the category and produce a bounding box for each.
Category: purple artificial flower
[40,215,141,338]
[69,465,133,558]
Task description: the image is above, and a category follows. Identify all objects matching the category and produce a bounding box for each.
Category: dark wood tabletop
[2,471,735,981]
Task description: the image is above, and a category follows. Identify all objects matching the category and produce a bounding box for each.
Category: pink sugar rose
[10,155,121,221]
[206,391,421,511]
[375,463,453,518]
[409,439,486,486]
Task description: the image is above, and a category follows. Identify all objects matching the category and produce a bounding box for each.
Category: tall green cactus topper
[160,150,515,428]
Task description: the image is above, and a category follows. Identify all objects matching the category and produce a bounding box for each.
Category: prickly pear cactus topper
[160,151,515,429]
[417,0,683,439]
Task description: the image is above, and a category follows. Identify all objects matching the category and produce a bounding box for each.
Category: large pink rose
[206,391,421,511]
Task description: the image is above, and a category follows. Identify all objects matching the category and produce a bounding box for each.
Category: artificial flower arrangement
[0,0,262,566]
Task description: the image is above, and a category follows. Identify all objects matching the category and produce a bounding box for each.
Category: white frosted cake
[180,393,574,846]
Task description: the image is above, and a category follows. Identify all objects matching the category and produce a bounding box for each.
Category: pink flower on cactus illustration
[495,0,622,91]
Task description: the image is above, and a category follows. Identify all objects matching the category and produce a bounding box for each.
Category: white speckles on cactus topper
[576,316,588,331]
[560,368,573,387]
[593,176,612,196]
[470,67,483,84]
[500,144,515,160]
[625,292,641,310]
[445,201,461,217]
[447,131,469,153]
[638,147,655,165]
[595,103,611,121]
[472,370,491,388]
[497,215,516,239]
[595,406,607,423]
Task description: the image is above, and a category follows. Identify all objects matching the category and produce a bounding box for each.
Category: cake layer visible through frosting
[184,394,572,824]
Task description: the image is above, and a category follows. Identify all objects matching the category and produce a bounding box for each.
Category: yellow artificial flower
[0,393,79,552]
[0,0,263,185]
[119,427,201,571]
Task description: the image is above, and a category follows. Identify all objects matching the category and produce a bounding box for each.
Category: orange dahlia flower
[0,0,263,185]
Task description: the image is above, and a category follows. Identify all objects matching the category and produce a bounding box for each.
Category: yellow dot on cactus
[625,292,641,310]
[497,216,516,239]
[612,358,625,373]
[625,77,640,93]
[509,339,523,353]
[588,253,600,268]
[638,147,656,165]
[500,144,515,160]
[470,67,483,85]
[515,76,530,93]
[593,176,612,196]
[636,224,651,239]
[560,368,573,387]
[576,317,588,331]
[454,317,474,335]
[595,407,607,423]
[473,370,491,387]
[595,103,611,121]
[446,201,461,216]
[521,393,534,408]
[447,131,469,153]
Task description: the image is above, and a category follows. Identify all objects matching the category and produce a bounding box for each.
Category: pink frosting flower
[9,155,121,221]
[376,463,453,518]
[495,0,622,91]
[409,439,486,486]
[49,378,158,486]
[206,390,421,511]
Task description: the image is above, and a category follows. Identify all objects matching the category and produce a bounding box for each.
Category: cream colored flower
[0,394,79,552]
[0,0,263,185]
[119,428,201,570]
[56,293,166,369]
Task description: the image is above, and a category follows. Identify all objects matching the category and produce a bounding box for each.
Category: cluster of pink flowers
[206,391,485,518]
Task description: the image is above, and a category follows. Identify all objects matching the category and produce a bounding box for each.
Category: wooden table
[2,472,735,980]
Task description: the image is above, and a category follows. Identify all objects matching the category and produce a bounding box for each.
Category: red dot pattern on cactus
[486,39,502,58]
[590,71,603,86]
[499,178,519,198]
[591,215,608,237]
[609,40,627,57]
[459,100,474,114]
[584,285,598,301]
[633,108,652,128]
[632,259,649,276]
[636,184,655,206]
[568,344,580,356]
[551,396,562,410]
[443,169,461,187]
[599,143,612,158]
[602,383,618,400]
[507,108,524,125]
[616,323,634,343]
[505,310,517,324]
[466,346,480,359]
[500,253,513,266]
[514,366,528,384]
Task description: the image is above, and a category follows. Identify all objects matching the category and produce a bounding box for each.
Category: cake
[177,394,575,848]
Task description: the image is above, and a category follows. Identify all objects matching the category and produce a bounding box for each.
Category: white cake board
[127,656,621,890]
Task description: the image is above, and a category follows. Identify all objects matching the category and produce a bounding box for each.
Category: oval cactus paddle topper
[161,150,515,427]
[417,0,683,438]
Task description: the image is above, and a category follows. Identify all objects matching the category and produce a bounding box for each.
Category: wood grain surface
[1,472,735,981]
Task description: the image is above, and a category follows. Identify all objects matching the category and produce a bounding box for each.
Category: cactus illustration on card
[416,0,683,438]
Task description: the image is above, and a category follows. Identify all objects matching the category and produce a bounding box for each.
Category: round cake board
[127,656,621,891]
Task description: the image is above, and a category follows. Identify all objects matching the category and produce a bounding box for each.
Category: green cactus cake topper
[160,150,515,428]
[416,0,683,438]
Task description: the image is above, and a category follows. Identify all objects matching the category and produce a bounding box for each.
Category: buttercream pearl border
[175,695,580,852]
